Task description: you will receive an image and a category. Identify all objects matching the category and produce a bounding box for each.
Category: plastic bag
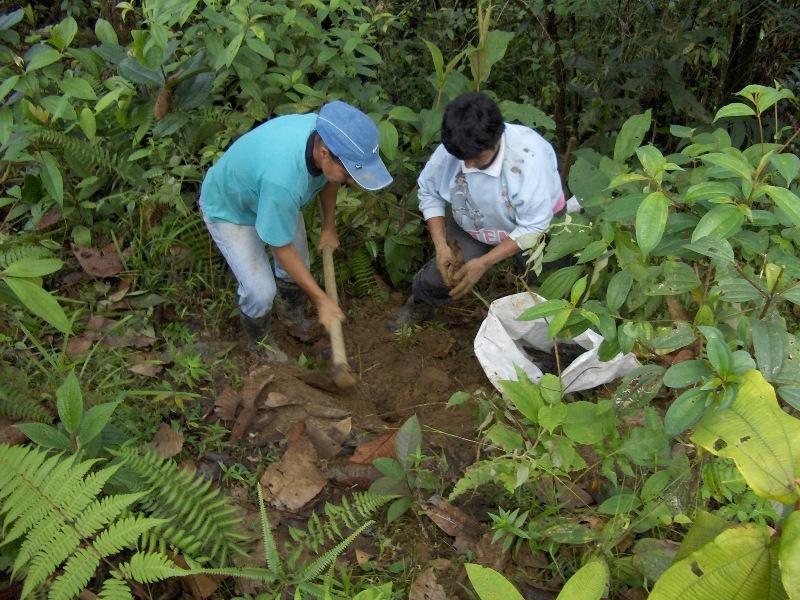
[474,292,640,392]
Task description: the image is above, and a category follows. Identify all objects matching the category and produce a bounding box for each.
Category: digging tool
[300,246,358,391]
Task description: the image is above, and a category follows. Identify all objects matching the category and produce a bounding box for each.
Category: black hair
[441,92,505,160]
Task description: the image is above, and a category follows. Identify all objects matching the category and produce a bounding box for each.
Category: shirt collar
[460,132,505,177]
[305,132,322,177]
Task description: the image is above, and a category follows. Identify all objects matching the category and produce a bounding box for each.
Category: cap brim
[341,156,393,191]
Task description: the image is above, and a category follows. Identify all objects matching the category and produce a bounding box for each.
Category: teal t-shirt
[199,113,327,246]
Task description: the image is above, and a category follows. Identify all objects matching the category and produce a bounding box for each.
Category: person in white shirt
[388,92,564,328]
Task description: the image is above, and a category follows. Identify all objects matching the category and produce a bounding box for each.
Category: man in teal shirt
[200,101,392,359]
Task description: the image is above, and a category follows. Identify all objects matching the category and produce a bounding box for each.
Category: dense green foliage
[1,0,799,598]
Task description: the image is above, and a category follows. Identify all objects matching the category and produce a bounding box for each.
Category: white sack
[474,292,640,393]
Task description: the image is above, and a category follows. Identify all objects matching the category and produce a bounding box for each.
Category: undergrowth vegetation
[1,0,799,598]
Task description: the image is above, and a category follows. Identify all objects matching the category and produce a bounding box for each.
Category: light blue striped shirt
[417,124,562,248]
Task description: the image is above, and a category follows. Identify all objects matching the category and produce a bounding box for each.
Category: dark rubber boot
[384,296,434,331]
[239,311,289,363]
[275,279,315,339]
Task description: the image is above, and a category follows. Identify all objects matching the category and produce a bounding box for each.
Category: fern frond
[349,248,384,298]
[0,244,53,269]
[98,576,134,600]
[29,130,142,185]
[45,547,99,600]
[113,447,249,564]
[258,483,283,577]
[116,551,186,583]
[296,521,373,584]
[291,492,394,554]
[93,515,167,556]
[192,566,276,582]
[0,367,53,423]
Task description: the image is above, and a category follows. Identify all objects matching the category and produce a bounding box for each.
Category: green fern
[348,248,386,299]
[289,492,394,554]
[191,484,373,596]
[112,447,249,565]
[0,366,53,423]
[29,130,141,185]
[0,444,184,600]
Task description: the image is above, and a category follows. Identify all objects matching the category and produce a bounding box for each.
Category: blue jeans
[200,202,309,319]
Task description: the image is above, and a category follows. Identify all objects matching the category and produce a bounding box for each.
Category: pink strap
[552,191,566,214]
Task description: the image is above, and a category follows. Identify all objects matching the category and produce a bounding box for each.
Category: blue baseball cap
[317,100,393,191]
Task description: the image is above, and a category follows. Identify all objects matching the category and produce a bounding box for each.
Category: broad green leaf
[751,314,788,382]
[684,181,739,203]
[692,370,800,503]
[517,299,571,321]
[38,151,63,206]
[76,401,120,445]
[465,564,524,600]
[713,102,756,121]
[50,16,78,50]
[0,8,24,30]
[27,48,61,72]
[663,360,713,388]
[636,145,666,176]
[79,108,96,140]
[500,376,543,423]
[386,497,411,523]
[95,87,125,113]
[597,493,641,515]
[387,105,417,122]
[606,271,633,312]
[538,403,566,433]
[555,558,608,600]
[665,388,707,436]
[378,120,398,161]
[118,58,165,87]
[632,538,678,583]
[539,374,563,404]
[497,100,555,131]
[690,204,743,242]
[59,77,97,100]
[763,185,800,229]
[351,584,392,600]
[548,307,572,338]
[562,401,602,444]
[423,40,444,81]
[644,261,701,296]
[614,109,652,163]
[447,391,471,407]
[706,336,733,376]
[674,510,730,561]
[0,75,19,103]
[607,172,649,190]
[57,371,83,434]
[16,423,71,450]
[538,266,583,300]
[3,276,71,333]
[779,510,800,599]
[701,152,753,181]
[395,414,421,469]
[636,191,668,256]
[649,525,783,600]
[717,276,763,302]
[95,18,118,45]
[486,423,523,451]
[683,236,734,264]
[577,240,608,264]
[771,154,799,186]
[2,258,62,278]
[641,471,671,502]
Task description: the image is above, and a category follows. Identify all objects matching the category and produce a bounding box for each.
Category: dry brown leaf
[129,362,163,378]
[535,476,592,509]
[285,420,307,443]
[320,458,380,489]
[108,277,131,303]
[173,556,224,599]
[214,386,241,421]
[355,549,372,565]
[85,315,118,331]
[230,367,274,444]
[0,418,28,446]
[304,404,350,419]
[260,436,327,512]
[350,431,397,464]
[264,391,293,408]
[408,569,447,600]
[35,208,61,230]
[72,243,126,278]
[66,336,94,358]
[149,423,184,459]
[474,531,508,571]
[304,421,342,459]
[423,495,480,542]
[428,558,454,571]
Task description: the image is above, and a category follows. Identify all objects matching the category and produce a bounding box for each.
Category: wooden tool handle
[321,247,348,369]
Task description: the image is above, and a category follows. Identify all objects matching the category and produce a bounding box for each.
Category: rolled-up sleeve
[509,146,562,247]
[417,146,449,221]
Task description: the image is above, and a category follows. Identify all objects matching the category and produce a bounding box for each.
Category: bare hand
[317,229,340,252]
[435,246,456,287]
[315,295,345,332]
[448,258,489,299]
